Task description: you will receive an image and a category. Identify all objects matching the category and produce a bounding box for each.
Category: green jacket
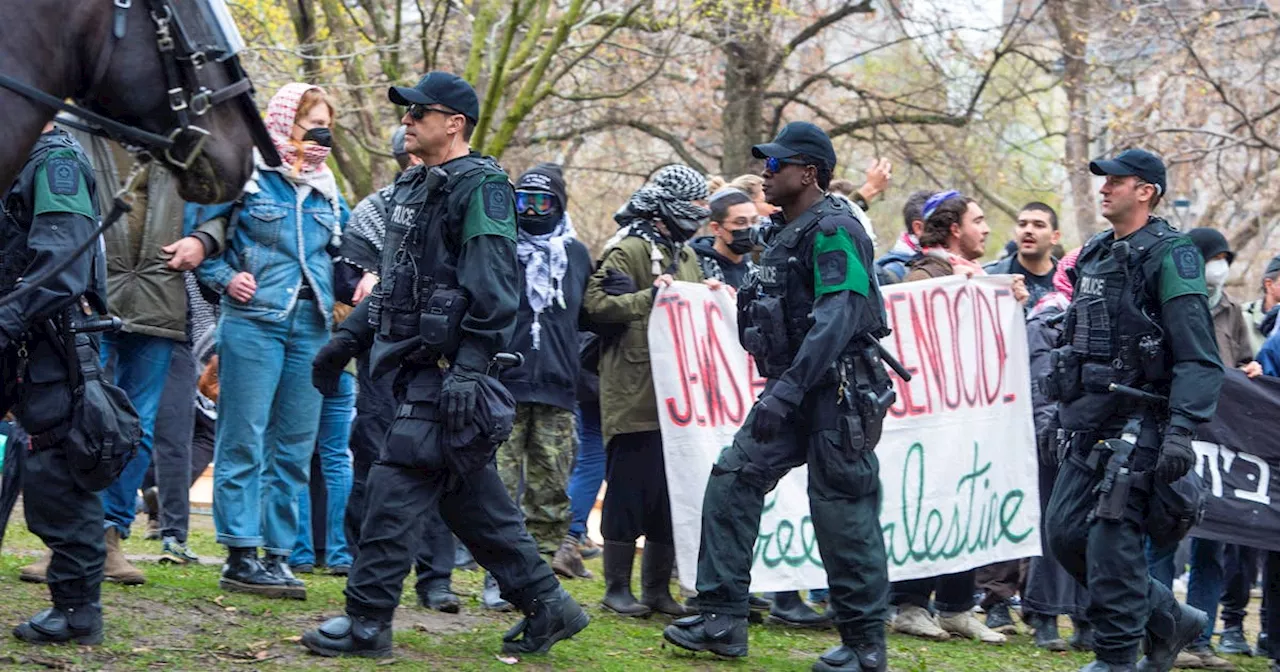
[81,135,190,341]
[584,233,705,445]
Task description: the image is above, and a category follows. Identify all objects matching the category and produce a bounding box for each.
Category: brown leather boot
[104,527,146,585]
[19,550,51,583]
[551,535,593,579]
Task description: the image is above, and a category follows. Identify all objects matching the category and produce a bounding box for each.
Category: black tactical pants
[690,399,888,646]
[3,342,104,611]
[1046,438,1179,664]
[343,407,557,624]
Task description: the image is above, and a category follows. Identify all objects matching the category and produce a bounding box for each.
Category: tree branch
[521,118,708,174]
[766,0,875,74]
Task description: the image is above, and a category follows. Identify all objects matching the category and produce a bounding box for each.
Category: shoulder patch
[482,182,510,220]
[813,226,869,297]
[1172,244,1200,279]
[1158,241,1207,304]
[46,158,79,195]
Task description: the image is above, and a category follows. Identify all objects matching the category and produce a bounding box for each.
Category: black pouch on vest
[1080,361,1116,393]
[839,412,867,453]
[420,288,470,355]
[1045,346,1082,402]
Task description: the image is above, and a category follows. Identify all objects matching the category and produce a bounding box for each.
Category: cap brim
[751,143,800,160]
[388,85,435,106]
[1088,158,1135,177]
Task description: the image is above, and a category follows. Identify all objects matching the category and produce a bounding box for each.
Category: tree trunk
[289,0,322,81]
[720,42,768,178]
[1050,0,1098,242]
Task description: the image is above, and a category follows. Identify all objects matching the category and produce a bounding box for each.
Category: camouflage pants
[496,403,576,555]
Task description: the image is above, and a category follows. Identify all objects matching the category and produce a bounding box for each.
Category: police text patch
[483,182,511,220]
[1172,244,1200,279]
[47,158,79,195]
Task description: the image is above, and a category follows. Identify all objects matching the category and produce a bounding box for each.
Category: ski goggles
[515,190,557,215]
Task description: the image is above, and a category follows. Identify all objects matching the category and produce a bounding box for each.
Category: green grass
[0,516,1271,671]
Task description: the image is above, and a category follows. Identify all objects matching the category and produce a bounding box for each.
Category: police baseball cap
[389,71,480,123]
[1089,148,1167,197]
[751,121,838,171]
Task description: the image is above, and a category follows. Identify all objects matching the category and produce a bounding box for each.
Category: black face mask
[518,208,562,236]
[655,201,704,243]
[726,228,755,255]
[301,127,333,148]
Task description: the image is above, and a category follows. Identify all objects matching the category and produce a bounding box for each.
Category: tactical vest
[1053,218,1177,430]
[741,194,886,379]
[1,131,100,296]
[368,152,504,374]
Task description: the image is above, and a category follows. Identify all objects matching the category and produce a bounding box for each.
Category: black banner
[1191,369,1280,551]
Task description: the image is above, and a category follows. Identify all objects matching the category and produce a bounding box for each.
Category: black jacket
[691,235,753,289]
[501,239,594,411]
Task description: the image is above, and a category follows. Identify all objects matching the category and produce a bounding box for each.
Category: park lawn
[0,515,1269,671]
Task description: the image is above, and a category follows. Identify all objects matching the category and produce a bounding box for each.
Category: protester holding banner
[691,188,757,289]
[662,122,894,672]
[889,191,1014,645]
[1022,248,1093,653]
[1243,255,1280,355]
[583,164,712,618]
[875,190,932,286]
[1044,149,1225,672]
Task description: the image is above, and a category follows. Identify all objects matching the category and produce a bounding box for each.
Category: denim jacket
[189,170,349,329]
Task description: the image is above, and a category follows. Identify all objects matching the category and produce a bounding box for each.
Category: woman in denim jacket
[193,83,349,600]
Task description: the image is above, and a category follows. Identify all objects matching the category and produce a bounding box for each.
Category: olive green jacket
[80,134,191,341]
[584,234,705,445]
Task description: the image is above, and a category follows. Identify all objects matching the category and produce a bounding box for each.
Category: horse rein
[0,0,258,172]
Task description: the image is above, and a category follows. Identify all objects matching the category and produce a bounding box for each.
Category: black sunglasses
[764,156,811,173]
[407,103,458,121]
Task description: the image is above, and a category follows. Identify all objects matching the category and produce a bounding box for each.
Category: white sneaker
[939,610,1007,644]
[892,604,950,641]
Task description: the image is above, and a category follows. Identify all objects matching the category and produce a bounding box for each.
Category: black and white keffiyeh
[625,164,711,223]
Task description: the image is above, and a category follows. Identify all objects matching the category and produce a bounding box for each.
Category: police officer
[1042,149,1224,672]
[301,72,588,658]
[2,122,109,644]
[663,122,893,672]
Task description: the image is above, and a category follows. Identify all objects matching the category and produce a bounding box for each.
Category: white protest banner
[650,275,1040,593]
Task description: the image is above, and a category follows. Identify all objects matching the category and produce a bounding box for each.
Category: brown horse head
[0,0,279,203]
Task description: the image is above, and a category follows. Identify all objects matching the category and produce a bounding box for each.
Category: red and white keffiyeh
[264,82,331,177]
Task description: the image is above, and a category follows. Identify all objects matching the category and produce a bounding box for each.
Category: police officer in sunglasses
[664,122,894,672]
[304,71,588,659]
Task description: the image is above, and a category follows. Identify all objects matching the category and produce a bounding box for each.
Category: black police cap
[751,121,837,172]
[1089,148,1167,197]
[389,71,480,123]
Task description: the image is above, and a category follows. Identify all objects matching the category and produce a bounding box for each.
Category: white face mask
[1205,258,1230,288]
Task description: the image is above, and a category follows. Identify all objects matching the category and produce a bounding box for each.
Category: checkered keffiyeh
[265,82,332,177]
[625,164,710,223]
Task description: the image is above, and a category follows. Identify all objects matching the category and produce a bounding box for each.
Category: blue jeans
[212,304,327,554]
[567,403,606,539]
[1146,538,1177,589]
[100,332,175,538]
[292,371,355,568]
[1186,538,1225,648]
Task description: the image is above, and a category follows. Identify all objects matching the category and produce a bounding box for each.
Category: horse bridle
[0,0,278,171]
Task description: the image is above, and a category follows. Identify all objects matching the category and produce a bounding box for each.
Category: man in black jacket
[497,163,595,581]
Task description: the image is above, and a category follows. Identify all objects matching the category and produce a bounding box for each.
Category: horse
[0,0,280,204]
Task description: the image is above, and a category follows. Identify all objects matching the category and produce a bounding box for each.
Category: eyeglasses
[406,104,456,121]
[516,190,557,216]
[764,156,810,173]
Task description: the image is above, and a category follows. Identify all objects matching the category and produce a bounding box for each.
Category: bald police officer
[302,72,587,659]
[664,122,894,672]
[1042,149,1224,672]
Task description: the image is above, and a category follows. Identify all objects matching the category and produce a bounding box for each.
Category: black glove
[750,395,793,443]
[440,367,483,433]
[1156,428,1196,484]
[600,269,638,296]
[1036,413,1061,466]
[311,330,361,396]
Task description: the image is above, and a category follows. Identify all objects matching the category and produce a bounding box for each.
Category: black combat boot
[219,547,293,599]
[13,603,103,645]
[663,612,749,658]
[639,541,692,617]
[301,614,393,658]
[985,600,1017,634]
[768,591,832,628]
[812,640,887,671]
[419,583,461,614]
[1079,661,1135,671]
[601,541,650,617]
[1136,603,1209,672]
[1028,613,1068,651]
[501,586,590,654]
[1071,617,1096,652]
[261,552,307,600]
